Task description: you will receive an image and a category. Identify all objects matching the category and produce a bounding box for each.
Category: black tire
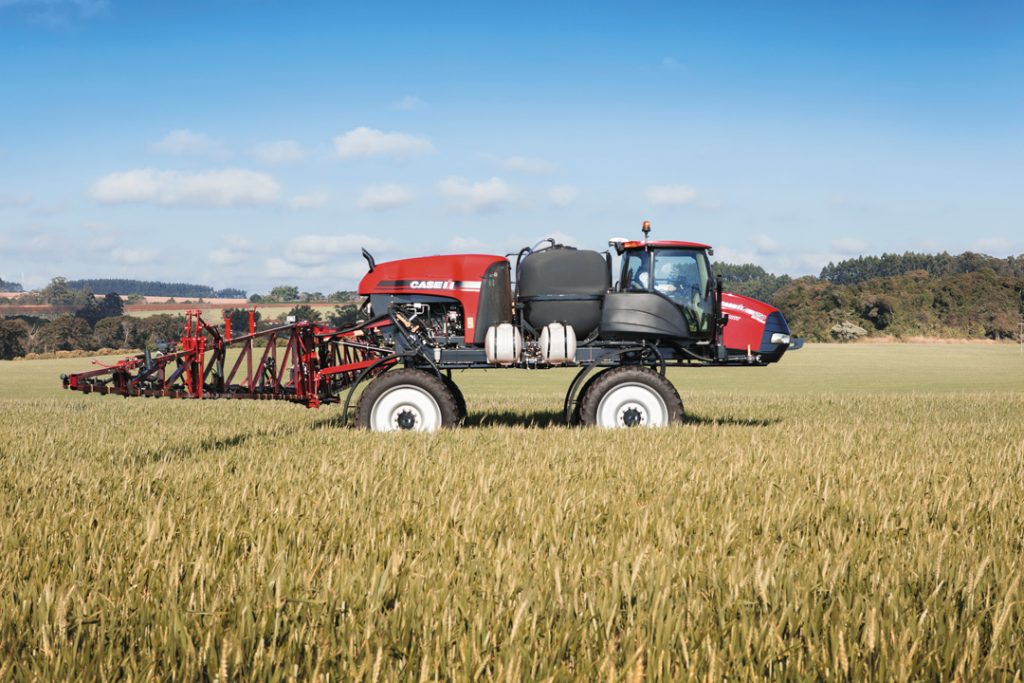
[577,366,684,428]
[569,369,603,425]
[441,374,468,422]
[356,369,460,432]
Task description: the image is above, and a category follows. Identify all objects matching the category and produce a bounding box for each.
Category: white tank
[484,323,522,366]
[539,323,576,365]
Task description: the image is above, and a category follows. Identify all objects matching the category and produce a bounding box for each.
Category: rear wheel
[577,366,684,428]
[356,369,460,432]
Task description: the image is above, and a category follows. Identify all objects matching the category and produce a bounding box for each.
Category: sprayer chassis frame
[62,308,766,424]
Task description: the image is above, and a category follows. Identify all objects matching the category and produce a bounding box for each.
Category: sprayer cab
[608,224,801,361]
[606,236,717,340]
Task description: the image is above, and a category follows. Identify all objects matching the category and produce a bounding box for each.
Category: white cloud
[152,129,228,159]
[645,184,698,206]
[501,156,558,174]
[252,140,306,165]
[713,245,759,265]
[438,176,512,213]
[750,234,779,254]
[111,247,160,265]
[90,168,281,207]
[286,191,329,210]
[334,126,435,159]
[548,185,578,207]
[284,234,398,266]
[832,237,867,254]
[393,95,425,111]
[208,235,255,266]
[357,183,413,210]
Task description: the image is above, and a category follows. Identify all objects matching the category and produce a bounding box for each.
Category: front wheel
[577,366,684,428]
[356,369,460,432]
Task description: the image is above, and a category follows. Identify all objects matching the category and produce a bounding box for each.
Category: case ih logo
[378,279,482,291]
[411,280,456,290]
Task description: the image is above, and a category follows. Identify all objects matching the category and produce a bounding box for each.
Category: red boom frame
[62,310,396,408]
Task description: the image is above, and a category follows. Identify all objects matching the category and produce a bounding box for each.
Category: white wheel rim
[595,381,668,428]
[369,385,443,432]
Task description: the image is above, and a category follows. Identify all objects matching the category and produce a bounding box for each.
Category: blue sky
[1,1,1022,293]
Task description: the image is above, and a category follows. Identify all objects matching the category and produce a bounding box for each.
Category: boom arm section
[61,310,397,408]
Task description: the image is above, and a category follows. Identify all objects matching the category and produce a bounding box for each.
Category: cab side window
[624,252,650,291]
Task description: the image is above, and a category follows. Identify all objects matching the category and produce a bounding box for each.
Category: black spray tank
[517,245,610,339]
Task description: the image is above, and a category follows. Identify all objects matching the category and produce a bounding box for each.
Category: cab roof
[621,239,712,250]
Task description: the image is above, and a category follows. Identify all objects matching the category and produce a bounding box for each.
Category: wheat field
[0,344,1022,680]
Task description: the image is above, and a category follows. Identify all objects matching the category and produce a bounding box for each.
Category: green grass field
[1,344,1022,679]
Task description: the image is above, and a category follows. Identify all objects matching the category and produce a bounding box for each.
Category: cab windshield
[651,248,709,303]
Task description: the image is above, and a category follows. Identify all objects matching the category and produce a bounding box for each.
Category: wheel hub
[395,408,418,430]
[620,406,644,427]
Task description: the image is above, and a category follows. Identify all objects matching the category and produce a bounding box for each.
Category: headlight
[770,333,791,345]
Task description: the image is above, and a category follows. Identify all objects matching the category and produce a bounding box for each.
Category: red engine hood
[359,253,508,343]
[358,254,507,295]
[720,292,780,352]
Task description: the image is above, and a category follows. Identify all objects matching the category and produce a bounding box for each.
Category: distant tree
[100,292,124,318]
[287,304,322,323]
[0,319,31,359]
[328,290,357,303]
[248,293,264,303]
[270,285,300,302]
[40,277,83,306]
[0,278,23,293]
[64,279,244,299]
[137,315,186,350]
[74,292,124,328]
[36,315,93,352]
[714,263,792,304]
[327,305,359,328]
[93,316,133,349]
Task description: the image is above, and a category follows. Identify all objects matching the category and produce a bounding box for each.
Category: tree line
[715,251,1024,341]
[63,279,245,299]
[0,301,362,360]
[0,277,23,293]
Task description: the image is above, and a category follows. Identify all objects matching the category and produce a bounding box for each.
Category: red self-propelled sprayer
[62,222,802,430]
